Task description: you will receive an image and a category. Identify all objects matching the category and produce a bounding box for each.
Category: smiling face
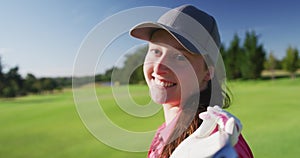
[143,30,211,107]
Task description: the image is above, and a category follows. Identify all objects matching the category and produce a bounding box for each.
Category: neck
[162,104,180,125]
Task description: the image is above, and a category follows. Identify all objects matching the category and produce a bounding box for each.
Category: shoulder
[234,134,254,158]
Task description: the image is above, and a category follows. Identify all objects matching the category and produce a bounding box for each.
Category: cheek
[179,70,199,87]
[177,66,206,93]
[192,61,207,82]
[143,63,152,82]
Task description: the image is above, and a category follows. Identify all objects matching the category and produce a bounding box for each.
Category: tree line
[0,57,71,98]
[222,31,299,80]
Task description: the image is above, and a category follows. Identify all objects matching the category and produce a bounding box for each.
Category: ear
[204,66,214,81]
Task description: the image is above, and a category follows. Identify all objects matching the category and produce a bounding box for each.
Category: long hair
[159,77,232,158]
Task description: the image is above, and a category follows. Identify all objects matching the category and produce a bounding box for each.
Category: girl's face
[143,30,210,107]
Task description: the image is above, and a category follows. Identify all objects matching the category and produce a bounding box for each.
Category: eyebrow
[175,47,191,55]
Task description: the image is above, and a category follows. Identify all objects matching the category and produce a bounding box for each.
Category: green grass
[0,90,148,158]
[227,79,300,157]
[1,78,300,158]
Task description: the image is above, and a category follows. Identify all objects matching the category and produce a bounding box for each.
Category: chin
[150,90,180,106]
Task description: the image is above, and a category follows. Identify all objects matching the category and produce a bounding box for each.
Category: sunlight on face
[143,30,210,106]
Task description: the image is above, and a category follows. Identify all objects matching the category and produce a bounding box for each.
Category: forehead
[150,30,186,51]
[149,30,204,61]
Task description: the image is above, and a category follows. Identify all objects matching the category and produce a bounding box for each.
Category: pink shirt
[148,123,254,158]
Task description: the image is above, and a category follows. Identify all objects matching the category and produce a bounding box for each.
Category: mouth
[151,76,177,88]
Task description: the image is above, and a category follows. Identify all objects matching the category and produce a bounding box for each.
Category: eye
[175,54,187,61]
[149,49,161,56]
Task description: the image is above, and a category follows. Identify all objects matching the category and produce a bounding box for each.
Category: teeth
[154,78,175,87]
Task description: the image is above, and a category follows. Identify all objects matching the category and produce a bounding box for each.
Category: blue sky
[0,0,299,77]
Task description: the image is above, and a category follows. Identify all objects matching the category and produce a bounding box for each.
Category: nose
[153,55,170,75]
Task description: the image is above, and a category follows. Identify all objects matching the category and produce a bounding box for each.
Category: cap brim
[130,22,200,55]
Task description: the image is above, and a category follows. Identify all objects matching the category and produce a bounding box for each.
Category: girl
[130,4,253,158]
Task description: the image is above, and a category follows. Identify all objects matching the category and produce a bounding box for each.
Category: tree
[282,46,299,79]
[24,73,41,93]
[5,66,23,89]
[219,43,226,61]
[224,34,243,79]
[264,52,277,80]
[2,80,19,97]
[2,66,25,97]
[0,56,3,77]
[103,67,115,82]
[53,77,71,89]
[114,45,148,84]
[0,57,24,97]
[0,56,4,96]
[40,78,57,93]
[240,31,266,79]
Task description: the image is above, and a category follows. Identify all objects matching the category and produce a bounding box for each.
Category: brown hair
[159,78,232,158]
